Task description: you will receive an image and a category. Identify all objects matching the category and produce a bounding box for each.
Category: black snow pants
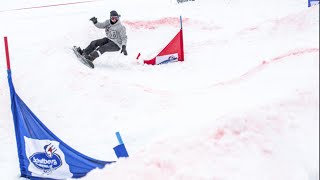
[83,37,120,56]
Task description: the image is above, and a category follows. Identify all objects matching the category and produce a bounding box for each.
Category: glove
[120,45,127,56]
[89,17,97,24]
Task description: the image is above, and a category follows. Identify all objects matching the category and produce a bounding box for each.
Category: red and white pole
[136,52,141,60]
[4,36,11,70]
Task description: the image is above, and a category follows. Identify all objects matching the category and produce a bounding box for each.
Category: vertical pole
[179,16,184,61]
[115,131,124,145]
[4,36,11,70]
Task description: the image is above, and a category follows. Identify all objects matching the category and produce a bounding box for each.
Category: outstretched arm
[95,20,110,29]
[89,17,109,29]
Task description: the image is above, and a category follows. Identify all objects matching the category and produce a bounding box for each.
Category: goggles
[111,16,119,21]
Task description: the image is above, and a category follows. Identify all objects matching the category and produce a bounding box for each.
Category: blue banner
[7,70,127,179]
[308,0,319,7]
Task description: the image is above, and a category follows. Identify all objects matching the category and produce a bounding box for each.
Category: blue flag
[7,69,127,179]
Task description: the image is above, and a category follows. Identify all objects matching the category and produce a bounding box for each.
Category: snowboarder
[76,10,128,62]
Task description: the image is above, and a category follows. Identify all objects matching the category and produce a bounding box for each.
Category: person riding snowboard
[76,10,128,62]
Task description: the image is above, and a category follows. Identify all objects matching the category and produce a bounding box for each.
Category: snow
[0,0,319,179]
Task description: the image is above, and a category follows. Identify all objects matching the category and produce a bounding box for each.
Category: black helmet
[110,10,120,17]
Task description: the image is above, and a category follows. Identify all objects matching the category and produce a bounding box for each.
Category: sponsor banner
[24,137,72,179]
[177,0,195,4]
[156,53,178,65]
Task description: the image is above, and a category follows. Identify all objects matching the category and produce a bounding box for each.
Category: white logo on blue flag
[24,137,73,179]
[29,143,62,174]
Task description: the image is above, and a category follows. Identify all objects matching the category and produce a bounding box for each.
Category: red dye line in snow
[123,17,191,30]
[214,48,319,86]
[0,0,101,12]
[123,17,220,31]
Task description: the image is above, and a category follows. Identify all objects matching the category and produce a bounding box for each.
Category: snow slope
[0,0,318,179]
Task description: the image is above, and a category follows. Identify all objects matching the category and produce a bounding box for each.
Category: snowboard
[72,46,94,69]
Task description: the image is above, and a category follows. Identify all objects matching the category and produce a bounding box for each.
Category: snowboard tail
[72,46,94,69]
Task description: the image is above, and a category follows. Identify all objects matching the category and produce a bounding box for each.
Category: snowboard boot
[85,50,100,62]
[76,47,83,55]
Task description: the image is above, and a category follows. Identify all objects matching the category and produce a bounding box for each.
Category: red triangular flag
[144,29,184,65]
